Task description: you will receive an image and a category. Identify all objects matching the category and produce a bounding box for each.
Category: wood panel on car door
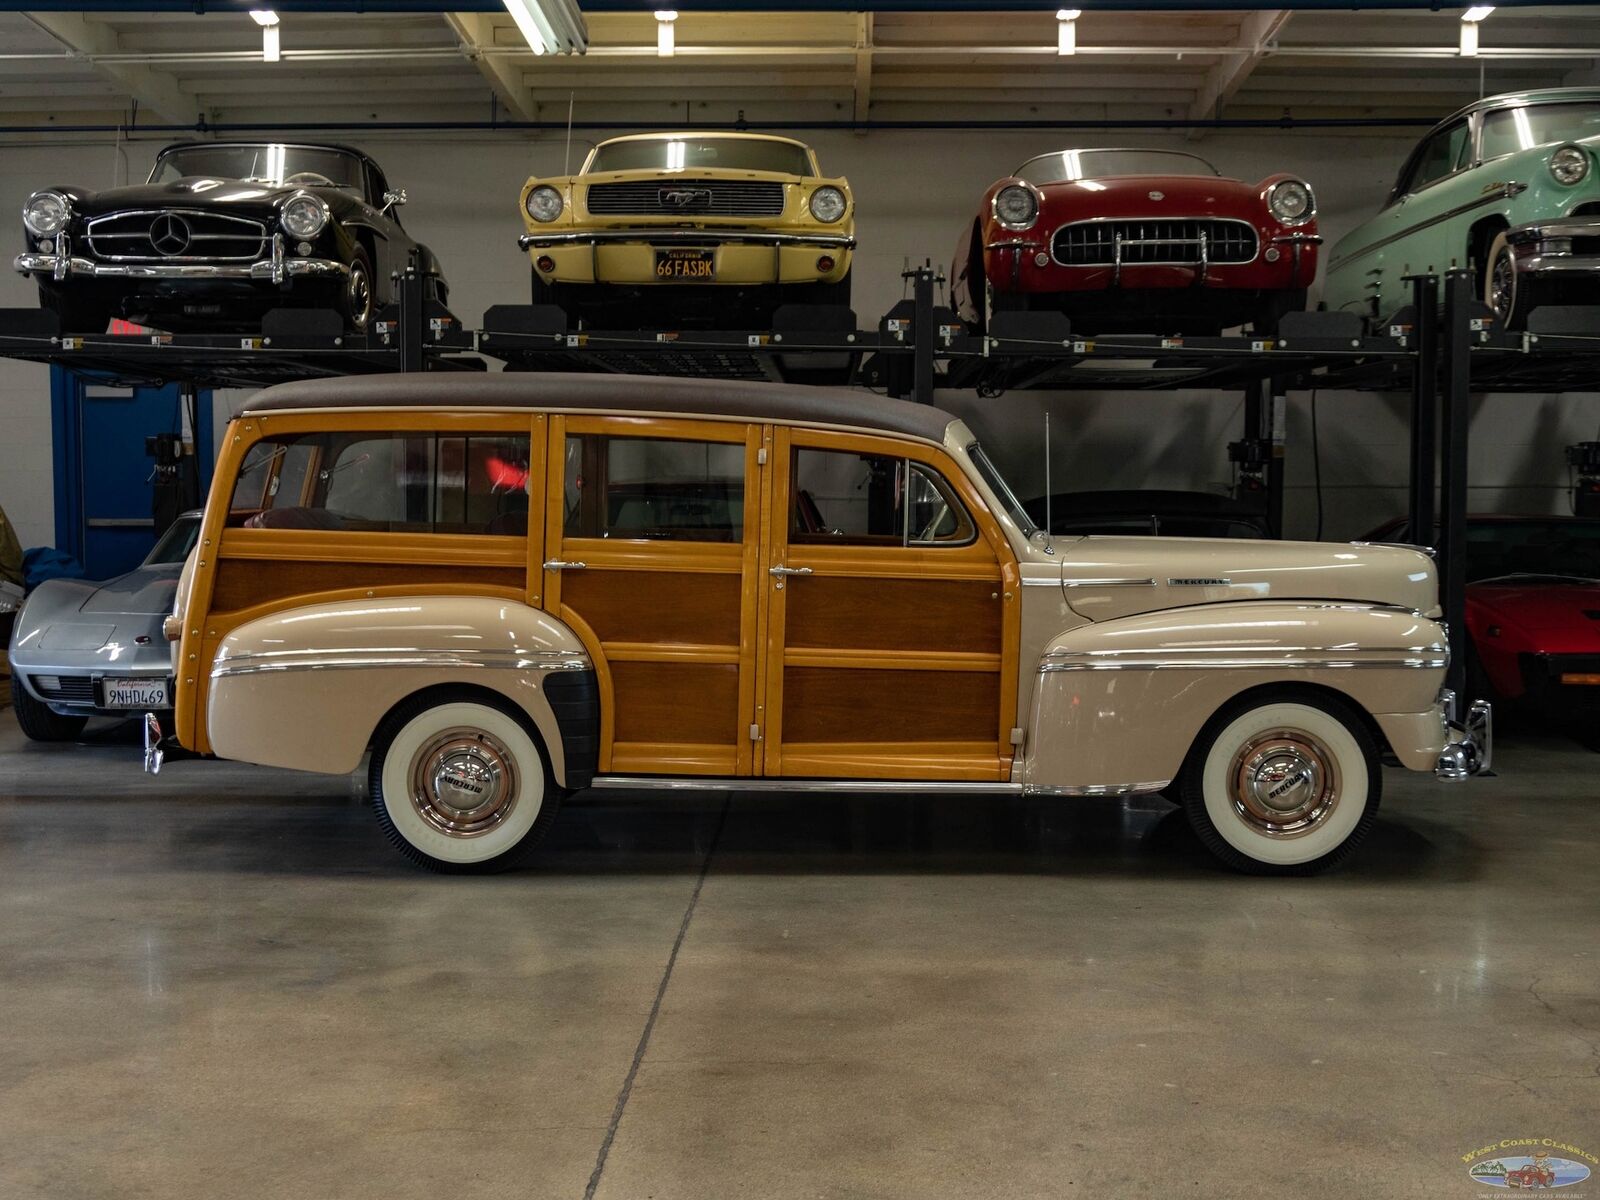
[759,428,1021,781]
[542,415,763,776]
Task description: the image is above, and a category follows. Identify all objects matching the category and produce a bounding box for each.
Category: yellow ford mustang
[517,132,854,328]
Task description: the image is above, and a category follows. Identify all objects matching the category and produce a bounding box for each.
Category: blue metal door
[50,368,213,579]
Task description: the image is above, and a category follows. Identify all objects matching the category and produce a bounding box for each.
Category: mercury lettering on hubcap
[409,728,518,837]
[1228,729,1340,838]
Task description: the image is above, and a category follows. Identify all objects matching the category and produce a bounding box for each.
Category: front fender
[205,595,593,784]
[1022,602,1449,792]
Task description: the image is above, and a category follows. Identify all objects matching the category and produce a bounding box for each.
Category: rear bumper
[15,232,346,286]
[1435,689,1494,781]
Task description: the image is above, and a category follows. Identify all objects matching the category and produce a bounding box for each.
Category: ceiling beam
[443,11,539,122]
[24,10,197,124]
[1187,9,1288,139]
[853,12,873,125]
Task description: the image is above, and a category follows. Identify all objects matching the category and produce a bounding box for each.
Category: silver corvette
[8,512,199,742]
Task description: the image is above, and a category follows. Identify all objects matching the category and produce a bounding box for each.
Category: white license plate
[103,678,170,710]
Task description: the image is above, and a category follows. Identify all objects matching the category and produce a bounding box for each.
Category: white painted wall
[1,127,1595,550]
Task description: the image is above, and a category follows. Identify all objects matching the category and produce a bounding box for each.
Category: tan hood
[1059,536,1438,622]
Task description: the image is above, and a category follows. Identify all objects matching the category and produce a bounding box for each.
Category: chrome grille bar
[585,179,787,218]
[1053,218,1258,267]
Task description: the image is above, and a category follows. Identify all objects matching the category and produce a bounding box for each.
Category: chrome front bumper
[15,232,347,286]
[1505,216,1600,277]
[1435,690,1493,780]
[519,228,857,251]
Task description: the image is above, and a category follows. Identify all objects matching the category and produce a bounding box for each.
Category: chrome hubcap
[348,263,372,330]
[1489,254,1514,320]
[409,728,518,838]
[1229,729,1340,838]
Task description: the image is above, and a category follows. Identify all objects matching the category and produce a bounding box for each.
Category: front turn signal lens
[1560,672,1600,685]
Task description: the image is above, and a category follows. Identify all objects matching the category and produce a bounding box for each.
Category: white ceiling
[0,7,1594,134]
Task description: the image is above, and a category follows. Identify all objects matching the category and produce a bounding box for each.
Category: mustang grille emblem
[148,213,192,256]
[660,187,713,209]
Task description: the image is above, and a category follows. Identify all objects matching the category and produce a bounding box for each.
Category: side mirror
[381,188,407,214]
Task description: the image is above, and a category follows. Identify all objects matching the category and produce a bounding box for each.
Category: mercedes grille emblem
[148,213,192,256]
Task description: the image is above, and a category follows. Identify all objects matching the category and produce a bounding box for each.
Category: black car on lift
[14,141,448,335]
[1023,489,1272,539]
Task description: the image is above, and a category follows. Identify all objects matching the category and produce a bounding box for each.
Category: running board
[588,775,1024,795]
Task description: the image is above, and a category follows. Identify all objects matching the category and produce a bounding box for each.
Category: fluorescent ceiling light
[502,0,588,56]
[250,11,280,62]
[1459,16,1479,55]
[1056,9,1080,56]
[1462,5,1495,20]
[656,10,677,58]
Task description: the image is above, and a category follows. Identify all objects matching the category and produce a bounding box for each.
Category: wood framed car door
[758,428,1021,781]
[542,415,763,776]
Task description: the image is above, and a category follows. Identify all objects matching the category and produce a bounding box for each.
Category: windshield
[588,138,812,176]
[150,144,365,191]
[967,443,1038,538]
[144,516,200,566]
[1016,149,1219,185]
[1465,519,1600,582]
[1481,102,1600,160]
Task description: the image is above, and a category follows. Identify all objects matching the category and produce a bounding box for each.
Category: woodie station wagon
[147,374,1491,875]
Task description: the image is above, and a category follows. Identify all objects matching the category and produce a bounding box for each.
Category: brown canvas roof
[240,373,957,444]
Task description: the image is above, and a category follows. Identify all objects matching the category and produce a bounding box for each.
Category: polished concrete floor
[0,709,1596,1200]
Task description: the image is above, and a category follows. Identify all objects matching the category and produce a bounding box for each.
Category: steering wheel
[283,172,336,188]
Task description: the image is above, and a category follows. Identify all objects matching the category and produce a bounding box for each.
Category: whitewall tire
[368,695,563,873]
[1180,693,1381,875]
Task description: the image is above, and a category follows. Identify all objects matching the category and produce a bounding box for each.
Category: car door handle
[768,565,813,577]
[543,559,587,571]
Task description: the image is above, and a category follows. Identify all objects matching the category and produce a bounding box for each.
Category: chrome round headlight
[22,190,71,237]
[281,193,329,238]
[526,185,564,223]
[1268,179,1314,226]
[1550,143,1590,186]
[993,184,1039,231]
[809,185,847,224]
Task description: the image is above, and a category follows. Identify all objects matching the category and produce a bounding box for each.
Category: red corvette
[1365,515,1600,712]
[952,148,1321,336]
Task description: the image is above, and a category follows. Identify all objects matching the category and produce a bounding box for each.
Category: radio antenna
[1044,408,1052,539]
[563,92,575,176]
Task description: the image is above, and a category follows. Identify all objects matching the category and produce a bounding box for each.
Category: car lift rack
[3,263,1599,702]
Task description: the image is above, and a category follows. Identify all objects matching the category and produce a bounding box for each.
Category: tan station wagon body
[157,373,1489,875]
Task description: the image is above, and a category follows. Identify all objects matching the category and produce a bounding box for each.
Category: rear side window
[229,431,532,535]
[790,447,973,547]
[562,433,745,542]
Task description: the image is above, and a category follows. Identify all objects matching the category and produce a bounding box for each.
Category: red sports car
[1365,514,1600,711]
[952,148,1321,336]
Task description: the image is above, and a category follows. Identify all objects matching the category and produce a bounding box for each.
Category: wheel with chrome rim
[1483,232,1531,330]
[369,694,563,873]
[1180,692,1381,875]
[340,247,374,333]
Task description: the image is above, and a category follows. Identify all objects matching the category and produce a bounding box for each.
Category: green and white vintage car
[1324,87,1600,328]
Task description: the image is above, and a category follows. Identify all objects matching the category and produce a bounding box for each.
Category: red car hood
[1037,174,1264,218]
[1471,581,1600,649]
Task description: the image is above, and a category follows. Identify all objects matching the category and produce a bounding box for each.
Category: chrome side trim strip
[212,647,590,679]
[1329,182,1522,270]
[1019,577,1064,588]
[589,776,1024,794]
[1061,577,1156,588]
[1040,649,1447,674]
